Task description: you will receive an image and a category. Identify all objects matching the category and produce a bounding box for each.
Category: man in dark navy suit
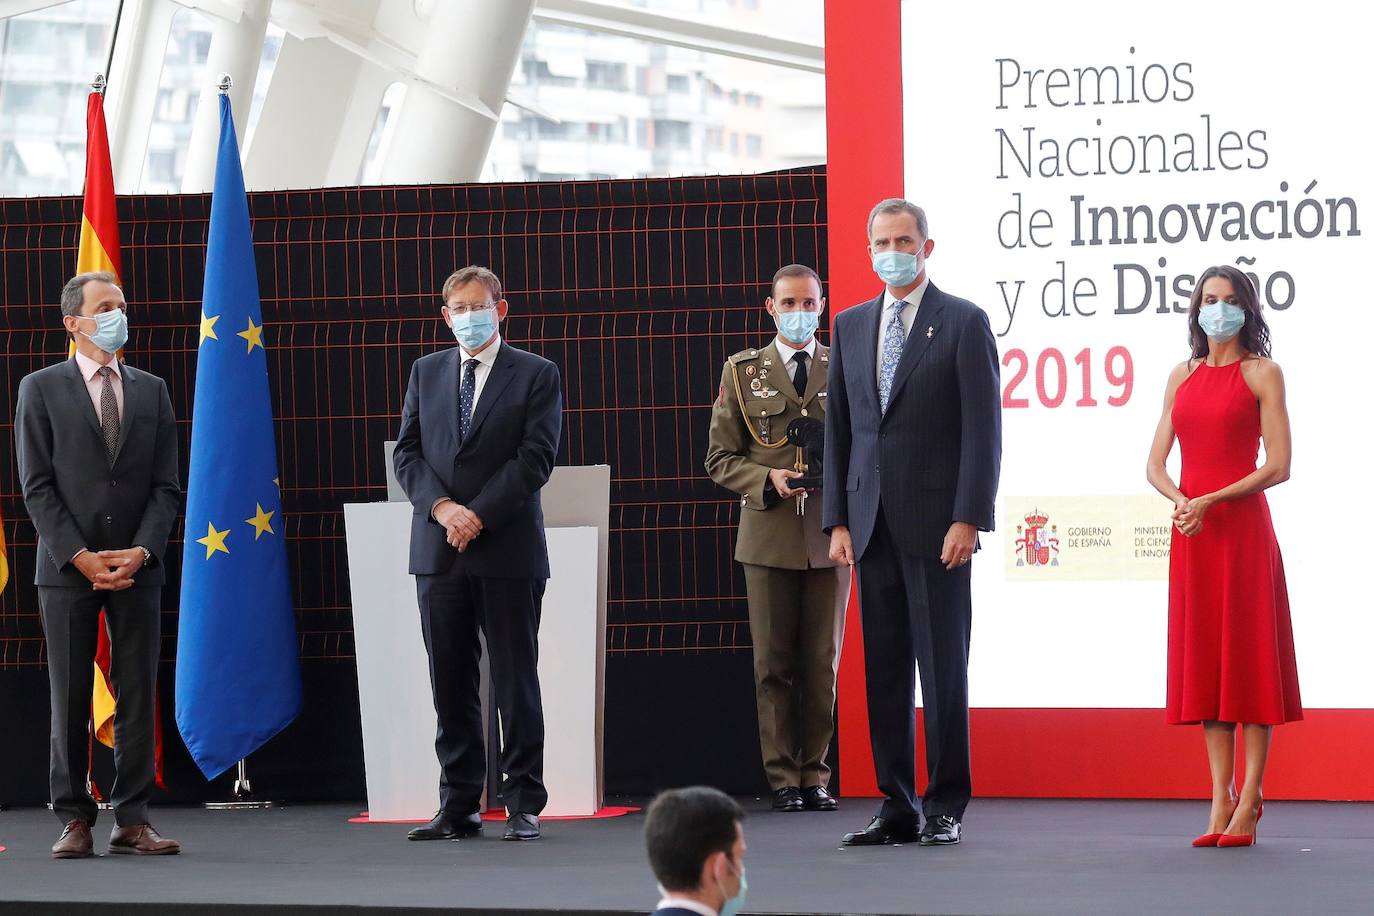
[393,265,562,842]
[644,787,748,916]
[822,199,1002,847]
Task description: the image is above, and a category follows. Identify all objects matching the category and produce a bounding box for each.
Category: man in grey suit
[823,199,1002,848]
[14,272,181,858]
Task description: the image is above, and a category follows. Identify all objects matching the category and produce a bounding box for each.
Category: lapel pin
[926,326,934,339]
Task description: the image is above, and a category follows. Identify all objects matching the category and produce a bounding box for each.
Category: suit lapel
[437,347,461,449]
[113,363,139,462]
[63,358,105,443]
[885,283,947,413]
[462,344,517,447]
[851,294,884,414]
[802,342,827,405]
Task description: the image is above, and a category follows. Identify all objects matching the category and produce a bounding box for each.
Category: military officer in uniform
[705,263,849,813]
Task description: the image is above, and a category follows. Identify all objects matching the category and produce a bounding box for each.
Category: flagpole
[204,757,277,810]
[101,0,126,95]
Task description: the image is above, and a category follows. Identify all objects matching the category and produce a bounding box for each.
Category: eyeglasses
[445,301,494,316]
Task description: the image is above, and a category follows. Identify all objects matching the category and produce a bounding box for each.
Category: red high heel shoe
[1193,797,1239,847]
[1217,801,1263,848]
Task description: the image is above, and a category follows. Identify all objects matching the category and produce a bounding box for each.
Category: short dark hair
[867,197,929,240]
[442,265,502,302]
[61,271,120,340]
[644,787,744,892]
[771,263,822,297]
[1186,264,1271,359]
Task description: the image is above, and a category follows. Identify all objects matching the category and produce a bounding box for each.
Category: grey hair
[867,198,928,241]
[442,265,503,303]
[60,272,120,337]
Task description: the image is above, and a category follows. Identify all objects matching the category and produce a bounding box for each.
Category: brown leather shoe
[107,823,181,856]
[52,819,94,859]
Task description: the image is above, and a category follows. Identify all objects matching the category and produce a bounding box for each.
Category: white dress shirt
[74,350,123,422]
[654,897,717,916]
[460,334,502,414]
[772,333,818,387]
[877,276,929,386]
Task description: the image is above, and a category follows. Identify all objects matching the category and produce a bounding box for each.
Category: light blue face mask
[775,308,820,345]
[871,249,922,287]
[1198,301,1245,342]
[719,861,747,916]
[449,307,498,350]
[80,308,128,354]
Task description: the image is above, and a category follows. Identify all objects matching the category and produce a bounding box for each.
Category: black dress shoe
[842,815,920,846]
[503,813,540,841]
[919,814,961,846]
[771,786,804,812]
[407,811,482,840]
[802,785,838,811]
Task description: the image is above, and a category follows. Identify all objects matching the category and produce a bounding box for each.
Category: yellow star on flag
[200,312,220,345]
[238,317,265,353]
[196,521,230,559]
[246,503,276,540]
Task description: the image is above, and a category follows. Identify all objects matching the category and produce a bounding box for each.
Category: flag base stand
[204,759,279,810]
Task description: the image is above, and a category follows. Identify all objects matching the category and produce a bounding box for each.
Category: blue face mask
[449,307,498,351]
[719,861,747,916]
[1198,301,1245,342]
[872,249,922,287]
[775,309,820,345]
[80,309,128,354]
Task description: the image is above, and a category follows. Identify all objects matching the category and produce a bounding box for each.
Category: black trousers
[39,585,160,827]
[856,507,973,823]
[416,566,547,817]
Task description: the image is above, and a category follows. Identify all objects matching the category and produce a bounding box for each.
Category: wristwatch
[136,545,152,564]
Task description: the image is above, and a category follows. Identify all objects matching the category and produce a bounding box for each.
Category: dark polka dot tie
[98,366,119,463]
[458,358,478,441]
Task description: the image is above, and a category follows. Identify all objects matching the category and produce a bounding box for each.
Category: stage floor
[1,798,1372,915]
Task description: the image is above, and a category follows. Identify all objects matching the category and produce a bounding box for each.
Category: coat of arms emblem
[1015,509,1060,567]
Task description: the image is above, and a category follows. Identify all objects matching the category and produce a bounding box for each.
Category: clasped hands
[828,522,977,571]
[436,500,484,551]
[74,547,145,591]
[1172,494,1213,537]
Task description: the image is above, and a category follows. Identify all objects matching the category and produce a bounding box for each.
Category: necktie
[792,350,809,397]
[458,358,478,441]
[98,366,119,462]
[878,300,908,413]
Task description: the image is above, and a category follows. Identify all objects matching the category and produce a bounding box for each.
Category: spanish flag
[78,90,122,279]
[78,89,122,755]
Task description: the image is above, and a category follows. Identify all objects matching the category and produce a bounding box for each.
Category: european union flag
[176,94,301,780]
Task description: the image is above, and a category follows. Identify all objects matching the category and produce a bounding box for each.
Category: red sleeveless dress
[1166,360,1302,725]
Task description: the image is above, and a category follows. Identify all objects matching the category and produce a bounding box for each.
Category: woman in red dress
[1146,264,1301,848]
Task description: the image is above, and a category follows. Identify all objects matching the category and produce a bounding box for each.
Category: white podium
[345,464,610,819]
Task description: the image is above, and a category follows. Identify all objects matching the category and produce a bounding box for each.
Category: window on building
[746,134,762,157]
[586,61,627,90]
[666,73,690,94]
[654,119,691,148]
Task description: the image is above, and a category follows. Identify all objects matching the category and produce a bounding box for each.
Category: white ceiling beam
[532,0,824,74]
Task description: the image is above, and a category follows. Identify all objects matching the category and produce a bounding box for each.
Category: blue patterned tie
[878,299,908,413]
[458,358,478,441]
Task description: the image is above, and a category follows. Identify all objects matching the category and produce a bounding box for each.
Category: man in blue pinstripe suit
[822,199,1002,847]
